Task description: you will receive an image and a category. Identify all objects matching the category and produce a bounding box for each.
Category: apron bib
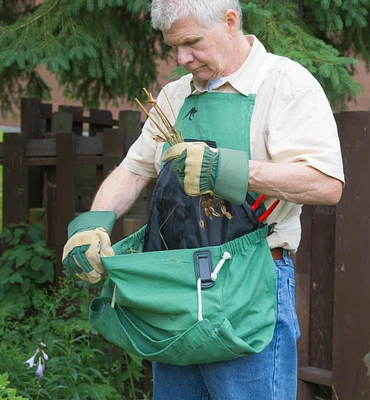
[90,55,281,365]
[143,92,264,251]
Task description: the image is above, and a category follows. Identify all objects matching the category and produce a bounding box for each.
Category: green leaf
[21,277,31,294]
[88,384,119,400]
[28,227,42,243]
[0,373,10,388]
[0,228,12,243]
[11,228,26,246]
[9,271,24,284]
[127,352,143,366]
[16,249,33,268]
[70,368,78,382]
[0,266,13,280]
[34,246,54,258]
[86,0,95,12]
[30,255,43,271]
[98,0,106,9]
[8,246,24,261]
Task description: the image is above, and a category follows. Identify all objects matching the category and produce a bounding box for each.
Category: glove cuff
[214,148,249,205]
[199,147,219,194]
[67,211,117,238]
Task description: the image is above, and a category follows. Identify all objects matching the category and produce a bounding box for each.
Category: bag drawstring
[197,278,203,321]
[111,285,117,308]
[211,251,231,281]
[197,252,232,321]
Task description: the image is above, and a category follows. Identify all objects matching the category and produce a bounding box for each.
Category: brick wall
[347,59,370,111]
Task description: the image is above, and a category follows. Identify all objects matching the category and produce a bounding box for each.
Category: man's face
[163,14,235,81]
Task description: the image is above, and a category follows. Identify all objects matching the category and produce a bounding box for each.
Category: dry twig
[135,88,232,227]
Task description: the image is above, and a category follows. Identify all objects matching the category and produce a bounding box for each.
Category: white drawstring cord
[197,278,203,321]
[111,285,117,308]
[197,252,232,321]
[211,252,232,281]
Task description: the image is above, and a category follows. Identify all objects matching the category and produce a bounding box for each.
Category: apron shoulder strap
[250,53,283,95]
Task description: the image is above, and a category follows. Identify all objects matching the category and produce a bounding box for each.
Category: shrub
[0,223,149,400]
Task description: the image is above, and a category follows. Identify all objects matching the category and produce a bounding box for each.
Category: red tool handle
[258,199,280,223]
[251,194,265,211]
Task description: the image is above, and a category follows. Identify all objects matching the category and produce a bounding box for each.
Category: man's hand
[62,211,116,283]
[162,142,249,205]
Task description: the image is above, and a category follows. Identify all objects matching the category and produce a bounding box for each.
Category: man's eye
[185,41,197,47]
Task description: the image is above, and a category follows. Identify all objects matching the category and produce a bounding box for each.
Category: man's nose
[176,47,194,66]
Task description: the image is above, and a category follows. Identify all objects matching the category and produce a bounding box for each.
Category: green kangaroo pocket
[90,297,251,365]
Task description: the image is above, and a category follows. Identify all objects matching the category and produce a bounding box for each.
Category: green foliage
[0,374,25,399]
[0,0,369,114]
[240,0,368,110]
[0,223,55,319]
[0,131,2,232]
[0,223,149,399]
[0,0,166,117]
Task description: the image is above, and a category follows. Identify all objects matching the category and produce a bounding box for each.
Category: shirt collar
[189,35,268,97]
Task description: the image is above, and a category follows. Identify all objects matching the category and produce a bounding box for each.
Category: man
[63,0,344,398]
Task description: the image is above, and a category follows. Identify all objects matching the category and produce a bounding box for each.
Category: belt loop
[282,249,291,264]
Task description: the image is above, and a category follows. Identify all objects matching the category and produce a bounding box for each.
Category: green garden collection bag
[89,224,276,365]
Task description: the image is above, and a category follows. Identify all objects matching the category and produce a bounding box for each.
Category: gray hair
[151,0,243,31]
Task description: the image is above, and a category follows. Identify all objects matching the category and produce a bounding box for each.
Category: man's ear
[223,9,239,37]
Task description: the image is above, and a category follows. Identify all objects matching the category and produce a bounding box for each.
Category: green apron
[90,90,277,365]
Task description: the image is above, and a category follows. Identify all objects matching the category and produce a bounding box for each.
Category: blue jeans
[152,251,300,399]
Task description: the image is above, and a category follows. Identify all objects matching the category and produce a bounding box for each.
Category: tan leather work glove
[162,142,249,205]
[62,211,116,283]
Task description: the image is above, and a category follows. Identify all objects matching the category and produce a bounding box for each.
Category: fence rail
[1,99,369,399]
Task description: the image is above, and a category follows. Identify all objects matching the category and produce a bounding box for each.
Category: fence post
[119,110,141,149]
[48,112,75,284]
[296,205,315,399]
[21,98,43,210]
[40,103,53,134]
[332,111,370,399]
[55,131,75,284]
[3,133,27,225]
[89,109,114,136]
[59,105,83,135]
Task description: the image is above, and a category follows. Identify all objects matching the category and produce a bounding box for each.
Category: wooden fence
[0,97,148,282]
[1,98,369,399]
[296,111,370,400]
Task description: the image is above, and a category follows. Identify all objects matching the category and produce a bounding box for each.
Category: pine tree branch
[0,0,59,34]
